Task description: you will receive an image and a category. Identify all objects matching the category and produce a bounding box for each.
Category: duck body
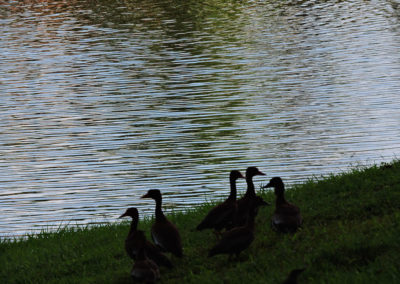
[236,167,268,226]
[272,202,302,233]
[131,258,159,283]
[119,207,173,268]
[208,197,266,259]
[142,189,183,257]
[119,207,142,259]
[196,170,244,231]
[130,231,160,283]
[143,239,174,268]
[265,177,302,233]
[150,219,183,257]
[208,222,255,258]
[196,200,237,231]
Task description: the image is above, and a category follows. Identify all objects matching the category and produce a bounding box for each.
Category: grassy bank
[1,161,400,283]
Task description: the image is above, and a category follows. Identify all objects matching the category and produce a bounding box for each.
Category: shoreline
[1,160,399,283]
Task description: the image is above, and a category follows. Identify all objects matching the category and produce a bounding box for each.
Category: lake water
[1,0,400,238]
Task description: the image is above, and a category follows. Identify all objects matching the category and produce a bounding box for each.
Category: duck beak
[141,193,150,199]
[263,182,272,188]
[258,170,266,176]
[119,212,128,218]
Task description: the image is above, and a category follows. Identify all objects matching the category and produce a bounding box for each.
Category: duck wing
[151,220,183,257]
[197,200,236,231]
[144,240,174,268]
[209,227,254,256]
[276,202,300,215]
[125,230,144,260]
[272,202,302,233]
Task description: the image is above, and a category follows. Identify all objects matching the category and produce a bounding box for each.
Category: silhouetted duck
[196,170,245,232]
[141,189,183,257]
[236,166,268,226]
[119,207,173,268]
[208,197,267,259]
[264,177,302,233]
[130,230,160,283]
[282,268,305,284]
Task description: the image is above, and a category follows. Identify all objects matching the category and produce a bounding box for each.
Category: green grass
[1,161,400,283]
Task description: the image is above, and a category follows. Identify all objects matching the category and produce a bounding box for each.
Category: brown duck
[236,166,268,226]
[130,230,160,283]
[264,177,302,233]
[141,189,183,257]
[208,197,268,259]
[196,170,245,231]
[119,207,173,268]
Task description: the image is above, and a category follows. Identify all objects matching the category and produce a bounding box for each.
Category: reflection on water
[1,0,400,238]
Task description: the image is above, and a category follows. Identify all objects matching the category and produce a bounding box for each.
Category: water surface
[1,0,400,238]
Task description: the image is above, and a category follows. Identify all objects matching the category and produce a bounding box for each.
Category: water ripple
[1,0,400,238]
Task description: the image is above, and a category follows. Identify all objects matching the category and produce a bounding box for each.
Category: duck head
[141,189,162,200]
[230,170,245,180]
[264,177,285,195]
[119,207,139,219]
[245,167,266,178]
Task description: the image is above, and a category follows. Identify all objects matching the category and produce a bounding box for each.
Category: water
[1,0,400,238]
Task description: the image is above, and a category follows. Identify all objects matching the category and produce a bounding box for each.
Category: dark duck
[282,268,305,284]
[141,189,183,257]
[130,230,160,283]
[208,197,267,259]
[236,166,268,226]
[196,170,245,232]
[264,177,302,233]
[119,207,173,268]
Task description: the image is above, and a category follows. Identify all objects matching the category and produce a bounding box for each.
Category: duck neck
[245,175,256,196]
[128,217,138,236]
[137,244,146,260]
[275,185,286,205]
[246,212,256,231]
[155,197,166,221]
[228,177,237,200]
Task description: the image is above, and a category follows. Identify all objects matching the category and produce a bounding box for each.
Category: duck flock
[119,167,303,283]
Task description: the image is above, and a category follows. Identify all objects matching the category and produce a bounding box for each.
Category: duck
[282,268,305,284]
[141,189,183,257]
[196,170,245,232]
[208,197,267,259]
[130,230,160,283]
[264,177,302,233]
[119,207,173,268]
[236,166,268,226]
